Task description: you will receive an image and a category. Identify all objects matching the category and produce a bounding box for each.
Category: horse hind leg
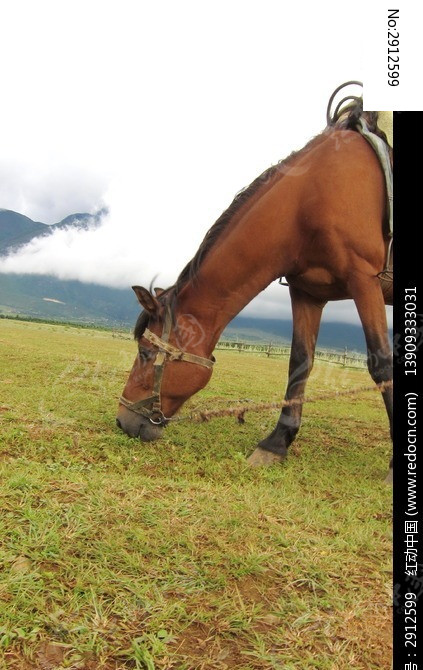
[350,274,393,483]
[248,288,325,466]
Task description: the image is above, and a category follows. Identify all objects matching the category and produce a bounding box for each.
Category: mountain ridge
[0,272,376,352]
[0,208,107,255]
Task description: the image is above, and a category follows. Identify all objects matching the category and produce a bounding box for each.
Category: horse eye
[138,347,154,362]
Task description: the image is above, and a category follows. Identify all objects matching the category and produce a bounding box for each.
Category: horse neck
[174,169,301,354]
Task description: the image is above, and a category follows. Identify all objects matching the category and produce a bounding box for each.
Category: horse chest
[288,268,349,301]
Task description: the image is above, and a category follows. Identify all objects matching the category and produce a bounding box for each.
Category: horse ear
[132,286,160,314]
[153,287,165,297]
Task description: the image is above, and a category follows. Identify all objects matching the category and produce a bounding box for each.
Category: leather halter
[119,306,214,427]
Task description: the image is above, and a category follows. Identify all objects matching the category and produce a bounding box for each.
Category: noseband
[119,306,214,427]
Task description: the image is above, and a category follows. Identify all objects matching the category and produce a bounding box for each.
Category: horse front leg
[349,274,393,482]
[248,288,325,466]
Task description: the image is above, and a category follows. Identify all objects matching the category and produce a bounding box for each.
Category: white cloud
[0,163,107,224]
[0,1,392,327]
[243,287,392,328]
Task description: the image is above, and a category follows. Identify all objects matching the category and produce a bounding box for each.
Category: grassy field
[0,319,392,669]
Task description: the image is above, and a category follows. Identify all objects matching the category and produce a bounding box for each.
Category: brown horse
[116,101,393,474]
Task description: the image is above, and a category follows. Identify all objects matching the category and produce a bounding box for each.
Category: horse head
[116,286,214,441]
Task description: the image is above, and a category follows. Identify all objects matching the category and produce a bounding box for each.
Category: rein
[119,380,393,428]
[120,306,214,426]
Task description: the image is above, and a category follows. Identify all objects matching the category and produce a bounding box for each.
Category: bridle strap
[119,393,159,415]
[143,329,214,369]
[160,304,173,341]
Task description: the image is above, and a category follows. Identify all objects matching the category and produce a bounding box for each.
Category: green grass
[0,319,392,669]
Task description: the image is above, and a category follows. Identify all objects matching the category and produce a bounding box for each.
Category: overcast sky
[0,0,392,326]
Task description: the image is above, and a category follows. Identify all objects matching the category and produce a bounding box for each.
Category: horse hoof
[384,468,393,485]
[247,447,285,467]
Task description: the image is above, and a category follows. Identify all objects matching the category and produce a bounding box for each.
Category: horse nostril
[116,418,122,429]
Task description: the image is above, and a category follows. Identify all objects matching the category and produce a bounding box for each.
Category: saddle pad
[357,117,393,237]
[377,111,393,147]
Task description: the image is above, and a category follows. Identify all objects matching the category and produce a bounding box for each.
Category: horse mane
[134,145,311,339]
[134,308,150,340]
[174,138,321,296]
[175,101,391,296]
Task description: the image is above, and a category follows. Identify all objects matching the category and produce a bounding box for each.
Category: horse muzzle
[116,407,164,442]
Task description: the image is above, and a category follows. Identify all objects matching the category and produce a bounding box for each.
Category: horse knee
[367,351,392,384]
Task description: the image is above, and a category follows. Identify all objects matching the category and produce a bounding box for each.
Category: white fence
[215,340,367,368]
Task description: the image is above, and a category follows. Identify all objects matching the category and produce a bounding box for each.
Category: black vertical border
[393,111,423,668]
